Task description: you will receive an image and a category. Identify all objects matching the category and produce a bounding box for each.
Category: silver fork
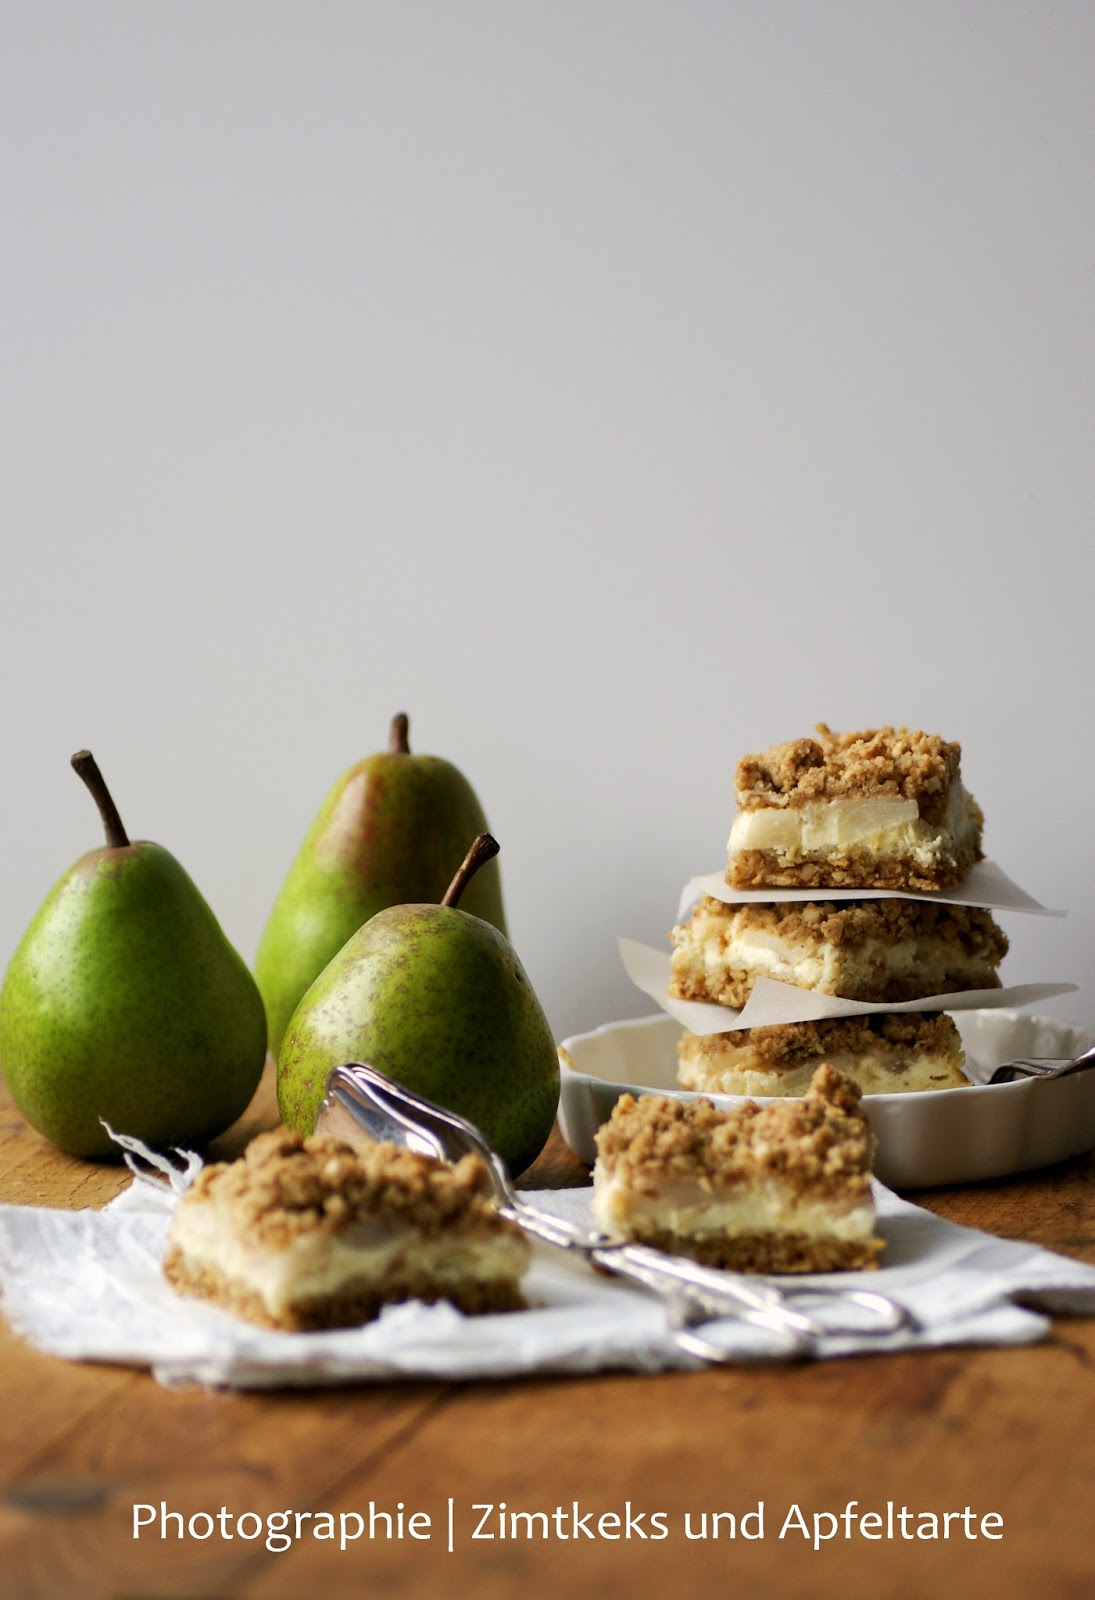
[965,1041,1095,1086]
[316,1062,915,1363]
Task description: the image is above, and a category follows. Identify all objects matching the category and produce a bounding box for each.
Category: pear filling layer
[728,785,978,872]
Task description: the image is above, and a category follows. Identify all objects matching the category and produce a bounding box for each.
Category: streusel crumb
[736,724,961,816]
[183,1127,510,1251]
[594,1066,874,1203]
[679,1011,960,1070]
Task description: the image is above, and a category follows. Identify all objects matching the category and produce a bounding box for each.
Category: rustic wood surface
[1,1065,1093,1600]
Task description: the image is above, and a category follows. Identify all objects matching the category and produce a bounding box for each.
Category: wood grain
[1,1071,1093,1599]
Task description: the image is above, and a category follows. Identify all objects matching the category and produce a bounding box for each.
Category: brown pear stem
[71,750,130,849]
[442,833,500,908]
[389,712,411,754]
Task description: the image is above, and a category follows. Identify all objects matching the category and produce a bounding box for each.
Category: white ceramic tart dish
[557,1010,1095,1190]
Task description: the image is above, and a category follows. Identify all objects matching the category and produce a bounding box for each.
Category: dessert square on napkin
[2,1143,1094,1391]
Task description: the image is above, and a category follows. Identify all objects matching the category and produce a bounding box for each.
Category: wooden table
[1,1068,1093,1600]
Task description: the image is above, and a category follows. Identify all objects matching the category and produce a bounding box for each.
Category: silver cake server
[963,1039,1095,1086]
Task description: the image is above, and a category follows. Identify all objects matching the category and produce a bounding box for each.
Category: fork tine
[989,1058,1071,1083]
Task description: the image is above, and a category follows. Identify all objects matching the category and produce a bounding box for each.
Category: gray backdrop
[2,2,1091,1040]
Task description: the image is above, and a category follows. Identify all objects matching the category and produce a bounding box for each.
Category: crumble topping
[675,895,1008,961]
[594,1066,873,1202]
[679,1011,961,1071]
[180,1126,514,1251]
[735,724,963,816]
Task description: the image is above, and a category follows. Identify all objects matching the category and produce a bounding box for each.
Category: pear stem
[389,712,411,754]
[71,750,130,849]
[442,833,500,908]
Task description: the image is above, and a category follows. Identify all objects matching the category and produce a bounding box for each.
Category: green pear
[277,835,558,1176]
[256,713,506,1057]
[0,752,267,1159]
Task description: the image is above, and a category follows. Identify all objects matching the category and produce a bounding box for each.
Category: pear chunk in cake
[163,1128,530,1331]
[670,896,1007,1008]
[677,1012,968,1098]
[591,1066,883,1273]
[727,724,983,891]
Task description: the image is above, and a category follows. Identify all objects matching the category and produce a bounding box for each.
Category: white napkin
[1,1147,1094,1390]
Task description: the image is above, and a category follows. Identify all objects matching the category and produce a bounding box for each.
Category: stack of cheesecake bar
[668,725,1007,1096]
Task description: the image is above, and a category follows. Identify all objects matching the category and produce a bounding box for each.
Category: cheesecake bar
[163,1128,530,1331]
[591,1066,883,1273]
[669,895,1007,1007]
[727,724,984,890]
[677,1012,968,1098]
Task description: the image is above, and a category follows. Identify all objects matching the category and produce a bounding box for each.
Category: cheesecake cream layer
[592,1171,875,1246]
[167,1195,527,1322]
[677,1013,967,1097]
[669,896,1007,1007]
[729,784,972,858]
